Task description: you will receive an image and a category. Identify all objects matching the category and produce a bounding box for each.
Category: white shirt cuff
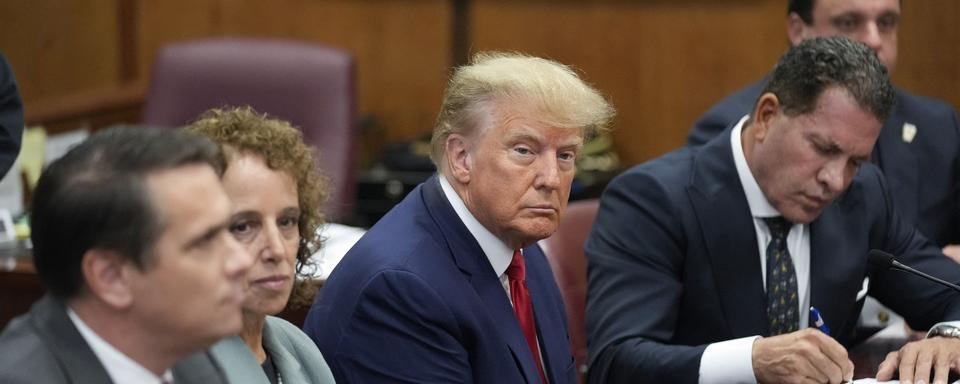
[698,335,760,384]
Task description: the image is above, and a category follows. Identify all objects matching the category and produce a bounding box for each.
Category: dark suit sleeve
[950,108,960,244]
[863,167,960,328]
[585,171,706,384]
[331,270,471,383]
[0,53,23,178]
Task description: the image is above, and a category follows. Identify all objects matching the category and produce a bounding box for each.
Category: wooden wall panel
[895,0,960,105]
[0,0,121,105]
[2,0,959,168]
[472,0,960,166]
[134,0,452,145]
[472,1,785,165]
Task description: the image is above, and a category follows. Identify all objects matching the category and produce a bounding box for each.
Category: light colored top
[67,308,173,384]
[210,316,335,384]
[699,116,812,384]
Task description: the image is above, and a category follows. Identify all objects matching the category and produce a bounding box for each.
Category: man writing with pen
[586,36,960,384]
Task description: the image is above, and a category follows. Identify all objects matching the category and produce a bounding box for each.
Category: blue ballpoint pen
[810,306,830,336]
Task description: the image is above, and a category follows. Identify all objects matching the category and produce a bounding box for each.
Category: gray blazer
[0,295,226,384]
[211,316,335,384]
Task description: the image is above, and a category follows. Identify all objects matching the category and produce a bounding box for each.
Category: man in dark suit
[0,128,252,383]
[587,37,960,384]
[304,52,614,383]
[0,52,23,179]
[687,0,960,259]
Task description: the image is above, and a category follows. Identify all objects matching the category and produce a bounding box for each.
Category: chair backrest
[142,37,356,220]
[539,198,600,383]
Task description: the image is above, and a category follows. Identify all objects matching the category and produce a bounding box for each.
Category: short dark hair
[788,0,815,25]
[31,127,224,298]
[760,36,894,121]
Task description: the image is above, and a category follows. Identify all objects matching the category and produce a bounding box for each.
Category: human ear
[446,133,473,184]
[81,249,135,309]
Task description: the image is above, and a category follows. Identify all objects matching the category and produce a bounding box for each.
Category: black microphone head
[868,249,896,269]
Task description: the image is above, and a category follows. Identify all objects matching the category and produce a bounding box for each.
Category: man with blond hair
[305,52,614,383]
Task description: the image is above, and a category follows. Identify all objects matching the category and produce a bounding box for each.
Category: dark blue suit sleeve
[585,170,706,384]
[330,270,472,383]
[0,53,22,179]
[862,168,960,328]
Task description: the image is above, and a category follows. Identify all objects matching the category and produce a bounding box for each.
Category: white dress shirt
[67,308,174,384]
[698,116,811,384]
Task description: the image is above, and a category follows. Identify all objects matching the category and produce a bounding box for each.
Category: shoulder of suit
[0,316,63,381]
[894,87,957,117]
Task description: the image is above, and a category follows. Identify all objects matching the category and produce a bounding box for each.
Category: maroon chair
[143,37,356,220]
[539,198,600,384]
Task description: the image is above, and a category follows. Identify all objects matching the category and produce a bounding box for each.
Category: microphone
[868,249,960,293]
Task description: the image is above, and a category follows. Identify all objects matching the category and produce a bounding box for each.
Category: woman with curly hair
[187,106,334,384]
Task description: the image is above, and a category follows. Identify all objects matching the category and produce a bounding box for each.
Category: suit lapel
[688,129,768,338]
[421,176,542,383]
[808,184,867,341]
[525,244,569,383]
[172,351,228,384]
[29,295,114,383]
[262,321,308,384]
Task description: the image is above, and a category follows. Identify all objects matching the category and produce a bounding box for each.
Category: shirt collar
[730,115,781,219]
[67,307,174,384]
[438,174,514,278]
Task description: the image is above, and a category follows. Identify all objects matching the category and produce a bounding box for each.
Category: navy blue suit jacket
[585,129,960,383]
[687,79,960,246]
[304,176,575,383]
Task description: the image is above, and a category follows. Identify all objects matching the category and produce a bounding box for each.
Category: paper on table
[854,379,959,383]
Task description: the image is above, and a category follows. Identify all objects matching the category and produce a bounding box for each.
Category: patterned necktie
[507,249,547,384]
[764,217,799,335]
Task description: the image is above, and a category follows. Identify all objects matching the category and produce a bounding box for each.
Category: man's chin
[782,206,822,225]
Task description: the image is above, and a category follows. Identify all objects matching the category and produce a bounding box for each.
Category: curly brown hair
[185,106,329,309]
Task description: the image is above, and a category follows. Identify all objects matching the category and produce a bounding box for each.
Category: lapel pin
[902,122,917,143]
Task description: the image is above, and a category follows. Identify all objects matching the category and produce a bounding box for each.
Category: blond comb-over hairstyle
[430,52,615,168]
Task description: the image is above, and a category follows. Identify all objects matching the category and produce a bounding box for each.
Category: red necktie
[507,249,547,384]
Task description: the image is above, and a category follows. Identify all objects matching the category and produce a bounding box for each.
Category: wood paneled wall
[3,0,959,166]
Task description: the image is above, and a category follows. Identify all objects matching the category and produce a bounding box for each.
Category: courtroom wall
[1,0,958,166]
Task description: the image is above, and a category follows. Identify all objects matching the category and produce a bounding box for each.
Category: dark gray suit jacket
[0,295,227,384]
[687,79,960,247]
[586,128,960,383]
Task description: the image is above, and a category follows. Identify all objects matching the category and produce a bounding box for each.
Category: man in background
[306,52,614,383]
[687,0,960,261]
[0,127,251,383]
